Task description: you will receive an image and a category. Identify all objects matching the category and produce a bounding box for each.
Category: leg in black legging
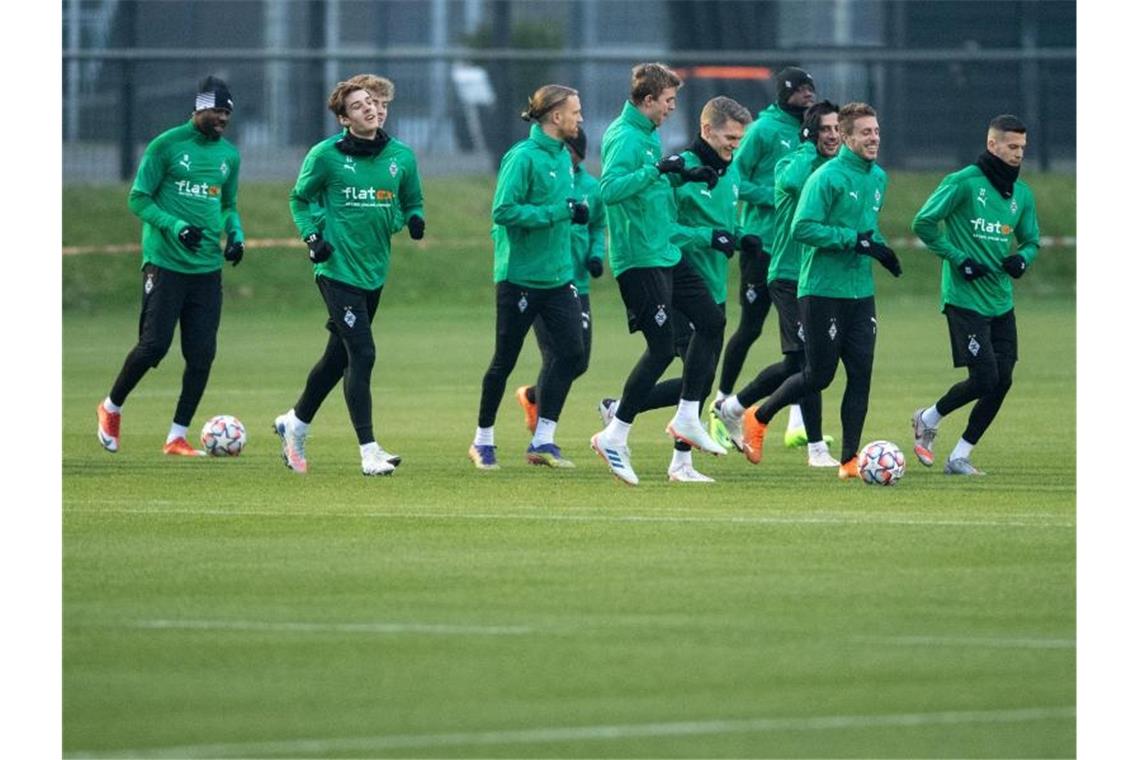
[172,272,222,427]
[478,282,537,428]
[718,256,772,394]
[294,332,348,424]
[962,352,1015,444]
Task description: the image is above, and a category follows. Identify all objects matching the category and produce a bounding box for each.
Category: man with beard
[910,115,1040,476]
[96,76,245,457]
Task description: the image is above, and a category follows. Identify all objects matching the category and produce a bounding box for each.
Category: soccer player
[274,77,425,476]
[514,129,607,437]
[589,63,728,486]
[599,96,750,482]
[468,85,589,470]
[724,102,901,479]
[910,114,1040,475]
[712,67,817,449]
[96,76,244,457]
[715,100,842,468]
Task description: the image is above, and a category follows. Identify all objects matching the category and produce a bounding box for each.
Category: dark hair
[630,62,682,104]
[838,102,877,136]
[989,114,1027,134]
[521,84,578,123]
[801,99,839,142]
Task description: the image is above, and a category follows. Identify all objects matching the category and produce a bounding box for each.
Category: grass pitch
[63,175,1075,758]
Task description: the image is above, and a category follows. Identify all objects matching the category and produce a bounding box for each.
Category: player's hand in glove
[223,238,244,267]
[587,257,604,278]
[1001,254,1027,278]
[957,257,990,281]
[740,234,770,270]
[655,154,686,175]
[407,215,425,240]
[304,233,334,264]
[178,225,204,251]
[567,199,590,225]
[682,165,719,189]
[855,230,902,277]
[711,229,736,257]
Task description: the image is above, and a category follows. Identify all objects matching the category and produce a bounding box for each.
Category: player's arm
[587,185,607,261]
[221,153,244,244]
[599,134,662,205]
[127,140,188,234]
[735,130,773,206]
[911,176,970,265]
[1013,189,1041,266]
[491,152,572,229]
[791,173,857,252]
[288,147,329,240]
[398,150,426,239]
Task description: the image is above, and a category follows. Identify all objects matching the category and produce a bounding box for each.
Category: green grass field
[63,176,1076,758]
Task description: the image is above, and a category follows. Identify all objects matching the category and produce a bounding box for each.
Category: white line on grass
[132,619,532,636]
[66,705,1074,758]
[63,504,1076,529]
[852,635,1075,649]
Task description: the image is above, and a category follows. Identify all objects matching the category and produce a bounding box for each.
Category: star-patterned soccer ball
[200,415,247,457]
[857,440,905,486]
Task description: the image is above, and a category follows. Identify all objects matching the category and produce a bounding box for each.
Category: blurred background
[62,0,1076,183]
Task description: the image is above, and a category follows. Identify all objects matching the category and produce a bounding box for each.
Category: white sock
[670,447,692,469]
[360,441,379,456]
[604,418,632,447]
[532,418,557,447]
[722,395,745,419]
[808,440,829,457]
[287,409,310,434]
[921,405,943,428]
[474,426,494,446]
[166,423,188,444]
[787,404,804,431]
[103,397,122,414]
[714,390,727,404]
[950,438,974,461]
[676,399,700,421]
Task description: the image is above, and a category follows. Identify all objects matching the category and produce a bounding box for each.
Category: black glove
[1001,254,1027,278]
[177,225,203,252]
[304,233,334,264]
[740,234,762,258]
[586,257,604,278]
[855,230,902,278]
[407,215,425,240]
[711,229,736,257]
[567,199,590,225]
[655,154,686,175]
[223,238,244,267]
[681,165,719,189]
[957,257,991,281]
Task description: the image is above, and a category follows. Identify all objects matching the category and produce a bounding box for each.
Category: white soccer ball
[857,439,905,486]
[200,414,247,457]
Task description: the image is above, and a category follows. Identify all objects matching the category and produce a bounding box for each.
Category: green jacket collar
[185,119,213,144]
[619,100,657,134]
[836,144,875,173]
[529,123,567,154]
[761,103,800,128]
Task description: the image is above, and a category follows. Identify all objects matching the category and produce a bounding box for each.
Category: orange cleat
[741,409,767,464]
[163,437,206,457]
[515,385,538,433]
[838,457,860,480]
[96,402,121,453]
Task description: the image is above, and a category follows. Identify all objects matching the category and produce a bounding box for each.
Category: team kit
[93,67,1040,485]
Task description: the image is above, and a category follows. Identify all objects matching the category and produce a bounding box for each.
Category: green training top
[670,150,742,305]
[734,103,802,245]
[289,130,424,291]
[128,120,243,274]
[769,141,830,283]
[911,165,1040,317]
[490,123,575,289]
[600,101,682,277]
[792,145,890,300]
[569,165,607,294]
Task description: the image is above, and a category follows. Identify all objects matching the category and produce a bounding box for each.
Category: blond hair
[838,102,877,136]
[520,84,578,123]
[347,73,395,101]
[700,96,752,129]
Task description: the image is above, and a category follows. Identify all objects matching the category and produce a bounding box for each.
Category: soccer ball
[200,414,247,457]
[857,440,905,486]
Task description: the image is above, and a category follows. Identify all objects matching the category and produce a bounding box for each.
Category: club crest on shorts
[655,305,668,327]
[828,318,838,341]
[518,294,528,313]
[144,273,155,295]
[797,322,805,342]
[343,307,356,328]
[871,316,878,335]
[968,334,981,356]
[745,285,757,304]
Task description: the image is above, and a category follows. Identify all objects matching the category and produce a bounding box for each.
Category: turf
[62,173,1075,758]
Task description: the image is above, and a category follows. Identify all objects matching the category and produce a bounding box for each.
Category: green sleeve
[735,129,770,205]
[127,141,187,234]
[399,151,425,221]
[670,220,712,251]
[600,135,661,204]
[289,146,327,240]
[491,151,571,229]
[1015,190,1041,265]
[791,173,858,251]
[221,153,243,243]
[911,176,969,265]
[587,198,606,262]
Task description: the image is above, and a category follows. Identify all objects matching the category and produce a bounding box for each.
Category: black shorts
[799,295,877,377]
[768,278,804,354]
[534,290,592,362]
[497,280,584,362]
[616,258,718,336]
[136,263,222,366]
[945,305,1018,368]
[318,276,383,340]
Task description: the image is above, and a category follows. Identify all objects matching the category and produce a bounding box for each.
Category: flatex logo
[175,179,221,200]
[971,217,1013,236]
[342,185,393,207]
